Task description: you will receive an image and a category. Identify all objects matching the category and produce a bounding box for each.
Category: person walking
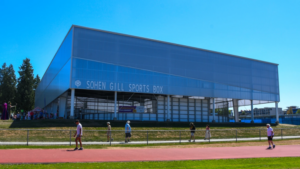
[267,124,275,149]
[107,122,113,142]
[125,121,131,143]
[189,122,196,142]
[74,120,83,150]
[16,112,20,121]
[30,111,34,120]
[204,124,211,140]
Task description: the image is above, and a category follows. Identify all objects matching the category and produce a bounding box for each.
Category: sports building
[35,25,280,123]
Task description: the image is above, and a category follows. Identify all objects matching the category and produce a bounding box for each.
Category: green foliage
[33,74,40,90]
[16,58,35,112]
[241,111,246,115]
[0,63,17,106]
[296,109,300,114]
[1,59,40,112]
[287,108,293,114]
[216,108,231,116]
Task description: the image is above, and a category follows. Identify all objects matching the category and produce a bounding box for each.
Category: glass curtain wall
[65,89,230,122]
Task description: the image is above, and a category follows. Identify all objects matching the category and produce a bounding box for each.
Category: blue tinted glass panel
[73,27,279,97]
[71,58,279,102]
[35,29,73,107]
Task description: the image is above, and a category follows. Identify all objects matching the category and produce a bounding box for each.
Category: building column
[212,98,215,123]
[251,100,254,123]
[167,95,170,121]
[59,97,66,119]
[233,99,239,122]
[114,91,117,120]
[275,102,279,124]
[70,89,75,119]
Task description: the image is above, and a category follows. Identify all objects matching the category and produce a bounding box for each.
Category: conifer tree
[0,63,17,106]
[33,74,41,90]
[16,58,35,112]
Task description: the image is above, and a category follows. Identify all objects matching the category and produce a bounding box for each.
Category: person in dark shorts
[125,121,131,143]
[267,124,275,149]
[189,122,196,142]
[74,120,83,150]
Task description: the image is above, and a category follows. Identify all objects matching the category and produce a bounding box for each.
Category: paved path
[0,145,299,164]
[0,136,299,145]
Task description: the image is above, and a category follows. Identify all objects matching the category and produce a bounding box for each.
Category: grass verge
[0,157,300,169]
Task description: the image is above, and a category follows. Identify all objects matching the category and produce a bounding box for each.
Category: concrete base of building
[251,120,254,123]
[113,117,118,120]
[275,121,280,125]
[212,120,216,123]
[166,119,170,122]
[69,116,74,119]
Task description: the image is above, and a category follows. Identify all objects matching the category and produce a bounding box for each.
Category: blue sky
[0,0,299,110]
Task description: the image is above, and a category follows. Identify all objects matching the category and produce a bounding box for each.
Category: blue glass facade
[35,28,73,108]
[70,26,279,102]
[35,25,280,122]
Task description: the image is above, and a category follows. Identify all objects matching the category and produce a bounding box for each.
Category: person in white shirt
[266,124,275,149]
[74,120,83,150]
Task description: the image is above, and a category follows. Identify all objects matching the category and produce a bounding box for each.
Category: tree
[296,109,300,114]
[0,63,17,106]
[0,63,5,103]
[241,111,246,115]
[286,107,294,115]
[33,74,40,90]
[16,58,35,112]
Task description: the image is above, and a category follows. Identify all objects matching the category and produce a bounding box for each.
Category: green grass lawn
[0,157,300,169]
[0,120,299,143]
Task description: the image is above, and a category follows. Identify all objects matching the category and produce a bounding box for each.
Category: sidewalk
[0,136,299,145]
[0,145,299,164]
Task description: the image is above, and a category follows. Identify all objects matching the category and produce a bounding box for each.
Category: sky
[0,0,299,110]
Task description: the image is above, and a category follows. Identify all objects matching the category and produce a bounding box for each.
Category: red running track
[0,145,299,164]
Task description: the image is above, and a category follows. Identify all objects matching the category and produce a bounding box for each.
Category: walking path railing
[0,128,299,146]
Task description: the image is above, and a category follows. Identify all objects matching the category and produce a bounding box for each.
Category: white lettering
[110,83,114,90]
[102,82,106,90]
[87,81,90,89]
[153,85,163,93]
[91,81,94,89]
[98,81,101,89]
[87,81,163,94]
[94,81,98,89]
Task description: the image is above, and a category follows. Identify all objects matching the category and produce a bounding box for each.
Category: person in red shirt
[30,111,34,120]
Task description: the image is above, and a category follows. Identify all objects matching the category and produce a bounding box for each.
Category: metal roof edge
[72,25,279,66]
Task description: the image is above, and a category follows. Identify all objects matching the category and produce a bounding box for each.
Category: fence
[0,128,299,146]
[230,117,300,125]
